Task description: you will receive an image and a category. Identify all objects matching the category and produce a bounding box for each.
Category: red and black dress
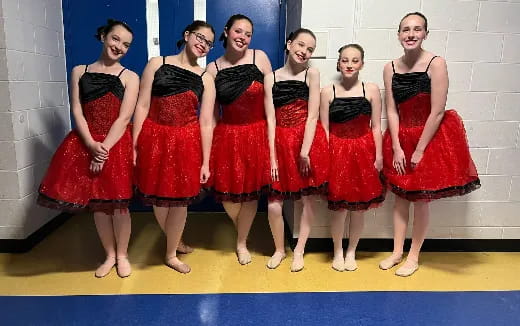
[38,66,132,213]
[134,57,204,207]
[209,50,270,202]
[382,56,481,201]
[328,83,386,211]
[269,69,328,201]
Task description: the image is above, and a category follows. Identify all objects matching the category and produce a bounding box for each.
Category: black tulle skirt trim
[268,182,328,201]
[37,192,130,214]
[211,185,270,203]
[389,178,481,202]
[135,188,200,207]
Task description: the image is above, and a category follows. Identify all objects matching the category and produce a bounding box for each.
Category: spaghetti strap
[253,49,256,64]
[201,70,206,77]
[332,84,336,99]
[163,56,166,65]
[362,82,366,98]
[425,56,439,72]
[304,68,309,83]
[84,65,89,72]
[214,61,220,72]
[391,61,395,73]
[273,71,276,82]
[117,67,126,77]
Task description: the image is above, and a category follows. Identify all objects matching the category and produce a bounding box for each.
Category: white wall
[285,0,520,240]
[0,0,69,239]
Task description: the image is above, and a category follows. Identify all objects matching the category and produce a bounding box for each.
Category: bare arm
[69,65,106,158]
[367,83,383,171]
[411,57,448,165]
[199,73,216,183]
[254,49,273,75]
[299,68,320,176]
[132,57,161,163]
[264,72,278,181]
[319,85,332,142]
[383,62,406,174]
[101,70,139,149]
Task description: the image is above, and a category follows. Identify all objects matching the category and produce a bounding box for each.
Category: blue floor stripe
[1,291,519,325]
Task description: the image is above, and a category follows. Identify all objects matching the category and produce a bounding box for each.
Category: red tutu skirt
[328,117,386,211]
[135,118,202,207]
[270,122,328,201]
[209,120,270,202]
[383,108,480,201]
[38,129,133,213]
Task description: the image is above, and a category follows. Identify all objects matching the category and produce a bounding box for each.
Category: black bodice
[215,64,264,105]
[392,72,431,104]
[329,97,371,123]
[272,80,309,108]
[79,72,124,103]
[152,64,203,101]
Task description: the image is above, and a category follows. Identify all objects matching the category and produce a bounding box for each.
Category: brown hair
[398,12,428,32]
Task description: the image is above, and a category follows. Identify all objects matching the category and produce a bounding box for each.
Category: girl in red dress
[380,13,480,276]
[321,44,385,272]
[38,20,140,278]
[264,29,328,271]
[133,21,216,273]
[205,14,272,265]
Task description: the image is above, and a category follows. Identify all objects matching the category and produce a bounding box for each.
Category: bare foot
[95,256,116,278]
[165,256,191,274]
[267,251,286,269]
[379,254,402,270]
[116,256,132,278]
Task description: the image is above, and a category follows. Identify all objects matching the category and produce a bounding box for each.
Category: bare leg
[223,201,241,227]
[112,209,132,277]
[235,200,258,265]
[345,211,364,271]
[153,205,169,232]
[291,196,316,272]
[154,205,193,254]
[267,200,286,269]
[396,202,429,276]
[93,212,117,277]
[330,209,348,272]
[379,197,410,270]
[164,206,191,273]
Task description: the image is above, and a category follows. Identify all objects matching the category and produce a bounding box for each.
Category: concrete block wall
[285,0,520,240]
[0,0,69,239]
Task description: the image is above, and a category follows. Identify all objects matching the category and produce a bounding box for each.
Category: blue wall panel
[158,0,194,56]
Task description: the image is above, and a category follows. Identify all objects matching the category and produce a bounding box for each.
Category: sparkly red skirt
[134,118,202,207]
[328,118,385,211]
[209,120,270,202]
[270,122,328,201]
[38,129,133,213]
[383,109,480,201]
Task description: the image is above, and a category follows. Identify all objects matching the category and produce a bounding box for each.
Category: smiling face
[101,24,133,61]
[225,18,253,52]
[287,32,316,65]
[185,26,215,57]
[337,46,364,79]
[398,14,428,51]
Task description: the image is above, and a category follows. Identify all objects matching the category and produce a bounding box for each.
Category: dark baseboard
[0,213,72,253]
[287,237,520,252]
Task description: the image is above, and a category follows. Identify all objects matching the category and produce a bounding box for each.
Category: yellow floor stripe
[1,212,519,295]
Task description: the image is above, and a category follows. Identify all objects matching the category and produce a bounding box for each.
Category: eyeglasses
[191,32,214,49]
